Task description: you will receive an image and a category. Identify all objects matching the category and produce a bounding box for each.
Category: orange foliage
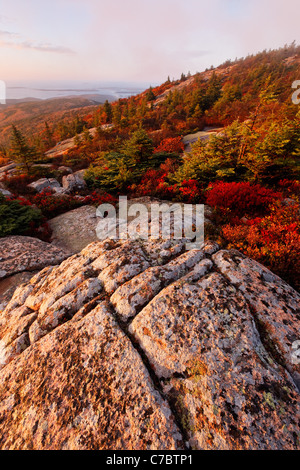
[154,137,184,154]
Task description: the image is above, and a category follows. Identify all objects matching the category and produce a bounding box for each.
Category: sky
[0,0,299,85]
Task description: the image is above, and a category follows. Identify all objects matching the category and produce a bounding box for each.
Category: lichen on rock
[0,236,299,450]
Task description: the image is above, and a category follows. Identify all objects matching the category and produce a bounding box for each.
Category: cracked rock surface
[0,236,71,280]
[0,237,299,450]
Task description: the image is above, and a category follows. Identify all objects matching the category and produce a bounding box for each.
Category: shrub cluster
[0,193,43,238]
[222,202,300,291]
[206,181,282,220]
[128,168,203,203]
[1,190,118,224]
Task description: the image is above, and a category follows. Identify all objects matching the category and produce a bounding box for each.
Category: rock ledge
[0,238,299,450]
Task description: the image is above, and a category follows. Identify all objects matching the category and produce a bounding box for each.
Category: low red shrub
[206,181,282,220]
[154,137,184,154]
[178,179,204,203]
[2,173,35,195]
[128,169,177,199]
[22,190,117,220]
[128,170,202,203]
[222,202,300,291]
[83,191,117,206]
[278,179,300,198]
[28,191,82,219]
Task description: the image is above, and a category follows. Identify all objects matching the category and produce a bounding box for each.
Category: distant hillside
[65,43,300,144]
[138,43,300,131]
[0,96,99,147]
[1,45,299,293]
[2,43,300,154]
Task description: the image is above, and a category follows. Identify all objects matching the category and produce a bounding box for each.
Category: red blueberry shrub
[206,181,282,220]
[222,201,300,291]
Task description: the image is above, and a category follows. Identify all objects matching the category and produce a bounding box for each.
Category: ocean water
[5,80,153,102]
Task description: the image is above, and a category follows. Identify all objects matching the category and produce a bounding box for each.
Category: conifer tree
[10,125,37,173]
[112,101,122,127]
[74,133,82,146]
[44,121,55,150]
[122,128,154,164]
[103,100,113,123]
[146,86,155,101]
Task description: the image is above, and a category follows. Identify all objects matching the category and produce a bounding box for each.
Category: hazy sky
[0,0,299,84]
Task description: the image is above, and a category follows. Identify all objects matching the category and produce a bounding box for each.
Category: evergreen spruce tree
[74,116,85,134]
[122,128,154,165]
[103,100,113,122]
[10,125,37,173]
[44,121,55,150]
[112,101,122,127]
[74,133,82,146]
[83,127,92,142]
[146,86,155,101]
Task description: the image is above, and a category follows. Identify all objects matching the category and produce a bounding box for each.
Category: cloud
[0,29,75,54]
[17,41,76,54]
[0,29,19,38]
[1,0,300,82]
